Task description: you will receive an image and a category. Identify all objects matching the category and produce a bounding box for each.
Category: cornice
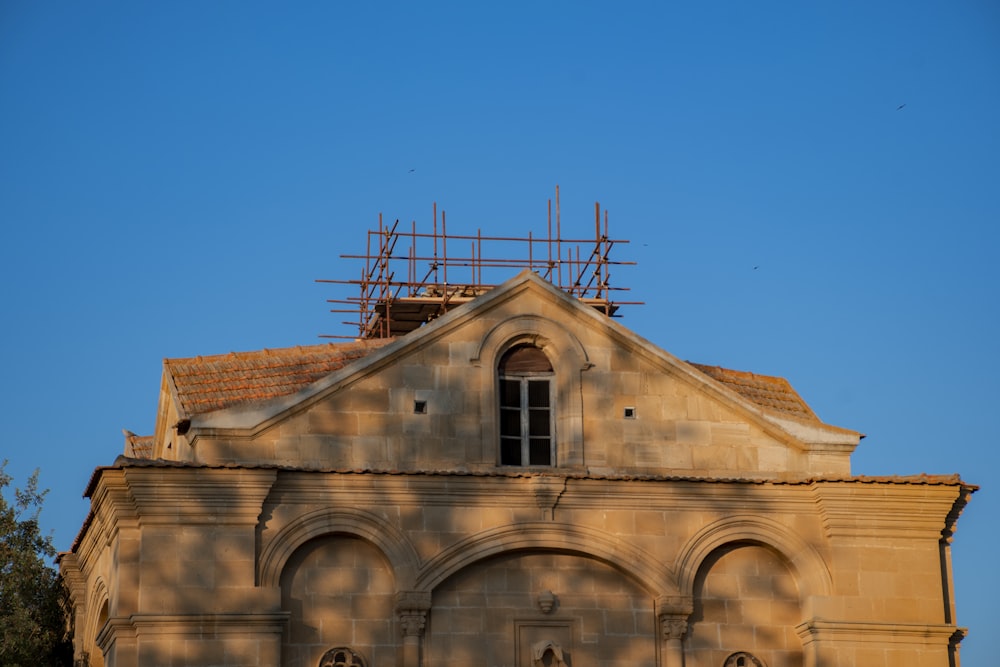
[58,552,87,606]
[129,612,290,635]
[559,477,820,514]
[73,470,139,565]
[262,471,824,518]
[123,467,277,525]
[812,482,964,540]
[97,613,289,646]
[266,473,546,511]
[942,483,975,543]
[96,617,133,653]
[796,619,963,646]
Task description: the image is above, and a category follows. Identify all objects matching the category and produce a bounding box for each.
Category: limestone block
[675,420,712,444]
[662,442,694,469]
[634,510,666,536]
[346,385,390,413]
[307,407,359,435]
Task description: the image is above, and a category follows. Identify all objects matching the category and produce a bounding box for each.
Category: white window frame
[499,371,555,467]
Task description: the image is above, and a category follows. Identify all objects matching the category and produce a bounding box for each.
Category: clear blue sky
[2,1,997,661]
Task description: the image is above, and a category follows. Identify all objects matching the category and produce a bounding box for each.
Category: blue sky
[1,1,997,661]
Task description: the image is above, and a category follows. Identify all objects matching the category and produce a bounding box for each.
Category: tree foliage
[0,462,73,666]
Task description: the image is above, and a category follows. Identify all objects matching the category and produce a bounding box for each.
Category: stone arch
[86,579,110,667]
[258,507,421,589]
[675,514,832,599]
[472,316,591,468]
[413,521,677,597]
[473,315,591,371]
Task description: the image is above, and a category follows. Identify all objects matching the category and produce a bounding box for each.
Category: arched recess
[675,515,832,599]
[473,316,591,369]
[280,535,395,667]
[471,316,591,468]
[258,507,421,589]
[413,521,677,597]
[86,579,110,667]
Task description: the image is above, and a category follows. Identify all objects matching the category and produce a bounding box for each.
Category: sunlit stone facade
[61,271,973,667]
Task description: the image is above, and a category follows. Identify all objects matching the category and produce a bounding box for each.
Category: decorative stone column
[396,591,432,667]
[656,595,693,667]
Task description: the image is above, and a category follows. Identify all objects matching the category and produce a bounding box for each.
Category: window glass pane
[500,408,521,437]
[500,379,521,407]
[498,355,554,468]
[527,379,550,407]
[500,438,522,465]
[529,438,551,465]
[528,408,550,436]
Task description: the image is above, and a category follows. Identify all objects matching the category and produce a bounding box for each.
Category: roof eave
[761,413,863,451]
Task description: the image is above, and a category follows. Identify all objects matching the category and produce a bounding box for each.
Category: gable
[150,271,860,478]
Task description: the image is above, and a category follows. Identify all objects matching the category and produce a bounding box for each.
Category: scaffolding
[318,188,640,339]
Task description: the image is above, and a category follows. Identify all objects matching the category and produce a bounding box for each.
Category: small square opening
[623,407,636,419]
[413,400,427,414]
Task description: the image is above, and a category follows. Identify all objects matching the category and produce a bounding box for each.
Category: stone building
[61,270,973,667]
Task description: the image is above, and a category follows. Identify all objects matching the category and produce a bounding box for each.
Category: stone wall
[280,536,396,667]
[686,544,802,667]
[428,551,656,667]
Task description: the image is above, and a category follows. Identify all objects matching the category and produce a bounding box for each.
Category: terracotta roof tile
[688,362,819,422]
[166,339,393,416]
[165,339,822,421]
[128,435,154,459]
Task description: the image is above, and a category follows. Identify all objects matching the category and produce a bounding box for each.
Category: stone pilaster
[396,591,432,667]
[656,595,692,667]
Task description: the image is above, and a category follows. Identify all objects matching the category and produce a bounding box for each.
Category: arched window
[723,652,764,667]
[318,646,367,667]
[498,344,554,466]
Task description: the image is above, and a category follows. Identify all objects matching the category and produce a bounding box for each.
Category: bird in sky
[897,104,906,111]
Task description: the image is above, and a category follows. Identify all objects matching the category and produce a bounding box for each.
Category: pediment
[155,270,860,477]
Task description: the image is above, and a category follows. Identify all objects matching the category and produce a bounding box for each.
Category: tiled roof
[688,362,819,422]
[123,431,155,460]
[166,339,394,416]
[165,340,819,421]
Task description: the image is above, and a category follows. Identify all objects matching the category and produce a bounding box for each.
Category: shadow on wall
[688,542,803,667]
[280,535,396,667]
[264,471,821,667]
